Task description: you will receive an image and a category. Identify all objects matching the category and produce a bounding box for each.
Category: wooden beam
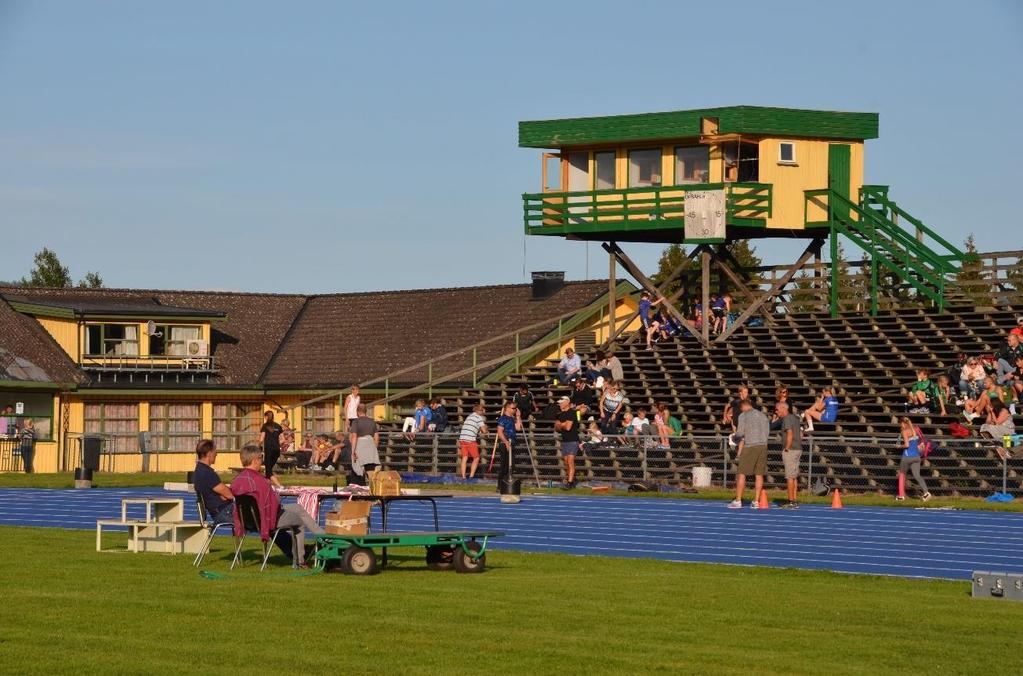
[608,245,616,348]
[712,248,775,324]
[602,242,709,347]
[701,250,710,343]
[715,238,825,343]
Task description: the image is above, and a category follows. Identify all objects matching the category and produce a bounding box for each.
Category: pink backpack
[915,426,934,458]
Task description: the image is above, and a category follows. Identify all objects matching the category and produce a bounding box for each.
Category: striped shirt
[459,413,485,442]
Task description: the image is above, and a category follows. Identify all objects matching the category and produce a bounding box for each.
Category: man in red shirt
[1011,316,1023,338]
[230,444,323,566]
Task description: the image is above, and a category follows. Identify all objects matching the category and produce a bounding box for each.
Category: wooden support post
[602,242,708,347]
[701,250,710,344]
[716,238,825,343]
[608,244,616,348]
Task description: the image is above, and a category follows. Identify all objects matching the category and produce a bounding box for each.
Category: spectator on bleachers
[710,293,727,335]
[280,417,294,454]
[1012,316,1023,338]
[619,411,636,439]
[692,299,703,332]
[776,401,802,508]
[555,396,580,488]
[655,403,683,445]
[606,351,625,383]
[1011,356,1023,403]
[323,433,352,473]
[803,386,838,431]
[638,291,664,349]
[963,376,1003,422]
[981,398,1015,441]
[896,418,931,501]
[959,356,986,397]
[728,399,770,509]
[308,435,333,471]
[996,333,1023,385]
[628,408,652,441]
[570,377,598,416]
[723,383,754,432]
[428,398,449,433]
[935,375,957,416]
[404,399,432,440]
[585,419,607,445]
[771,385,795,424]
[906,369,939,414]
[651,310,669,343]
[344,385,361,433]
[458,403,488,479]
[512,384,539,422]
[556,348,582,385]
[598,379,626,432]
[584,349,611,384]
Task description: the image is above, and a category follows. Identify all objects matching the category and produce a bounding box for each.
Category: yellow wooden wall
[758,138,864,229]
[38,317,79,357]
[534,296,641,364]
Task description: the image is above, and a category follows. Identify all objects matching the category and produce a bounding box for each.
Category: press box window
[628,148,662,188]
[778,142,797,165]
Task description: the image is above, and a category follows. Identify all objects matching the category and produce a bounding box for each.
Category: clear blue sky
[1,0,1020,293]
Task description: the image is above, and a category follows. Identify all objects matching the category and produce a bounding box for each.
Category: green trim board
[5,300,225,323]
[0,380,72,391]
[519,106,879,148]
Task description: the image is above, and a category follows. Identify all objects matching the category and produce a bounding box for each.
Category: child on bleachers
[803,386,838,431]
[906,369,939,414]
[935,374,958,415]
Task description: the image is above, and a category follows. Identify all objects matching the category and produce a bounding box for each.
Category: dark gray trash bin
[82,434,104,472]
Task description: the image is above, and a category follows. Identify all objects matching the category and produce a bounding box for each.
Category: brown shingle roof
[0,287,306,386]
[261,280,611,387]
[0,299,84,385]
[0,280,613,390]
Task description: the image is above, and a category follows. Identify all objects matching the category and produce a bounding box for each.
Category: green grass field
[2,526,1022,675]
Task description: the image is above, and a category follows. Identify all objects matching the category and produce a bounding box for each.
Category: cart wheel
[425,545,455,571]
[341,546,378,575]
[452,541,486,574]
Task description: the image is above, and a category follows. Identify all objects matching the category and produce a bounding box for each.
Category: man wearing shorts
[777,401,802,508]
[728,399,770,509]
[458,404,487,479]
[555,396,580,489]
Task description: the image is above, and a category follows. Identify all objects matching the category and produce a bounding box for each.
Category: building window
[149,402,201,453]
[149,326,202,356]
[628,148,662,188]
[84,402,140,454]
[302,401,336,437]
[778,142,797,165]
[0,393,54,441]
[722,141,760,182]
[212,403,262,452]
[85,324,139,356]
[595,151,616,190]
[674,146,710,184]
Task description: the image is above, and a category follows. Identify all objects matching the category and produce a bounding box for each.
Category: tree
[20,248,71,288]
[954,234,989,306]
[651,243,692,297]
[19,248,104,289]
[78,272,104,289]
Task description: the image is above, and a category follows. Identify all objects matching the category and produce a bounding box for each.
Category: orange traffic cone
[831,487,844,509]
[757,490,769,509]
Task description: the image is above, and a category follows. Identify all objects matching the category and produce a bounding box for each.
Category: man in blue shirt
[556,348,582,385]
[495,402,522,481]
[193,439,234,525]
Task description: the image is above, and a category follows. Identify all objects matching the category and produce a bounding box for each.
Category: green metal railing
[523,182,772,236]
[804,186,966,316]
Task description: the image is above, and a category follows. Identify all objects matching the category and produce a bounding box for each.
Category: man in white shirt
[556,348,582,385]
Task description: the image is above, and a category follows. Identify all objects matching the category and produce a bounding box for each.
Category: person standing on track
[495,402,521,483]
[555,396,580,489]
[348,403,380,486]
[259,410,283,479]
[897,417,932,501]
[777,401,802,508]
[728,399,770,509]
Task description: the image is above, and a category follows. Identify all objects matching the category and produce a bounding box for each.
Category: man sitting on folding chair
[194,439,234,525]
[230,444,323,568]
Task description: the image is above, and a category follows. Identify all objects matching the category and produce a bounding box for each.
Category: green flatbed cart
[314,530,504,575]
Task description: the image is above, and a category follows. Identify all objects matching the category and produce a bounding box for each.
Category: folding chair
[230,494,296,571]
[192,495,235,567]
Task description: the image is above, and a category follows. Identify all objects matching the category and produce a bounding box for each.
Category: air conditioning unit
[185,339,209,357]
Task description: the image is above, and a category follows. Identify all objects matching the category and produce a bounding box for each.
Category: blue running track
[1,487,1021,580]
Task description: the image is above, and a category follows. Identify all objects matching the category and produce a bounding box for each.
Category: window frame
[84,323,140,357]
[778,141,797,166]
[148,402,202,453]
[83,402,140,454]
[302,401,336,438]
[148,324,203,357]
[673,145,711,185]
[212,402,262,452]
[627,147,663,188]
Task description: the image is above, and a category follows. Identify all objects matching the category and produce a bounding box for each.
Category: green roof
[518,105,879,148]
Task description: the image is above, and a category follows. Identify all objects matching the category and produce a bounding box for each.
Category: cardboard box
[325,501,371,535]
[368,470,401,496]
